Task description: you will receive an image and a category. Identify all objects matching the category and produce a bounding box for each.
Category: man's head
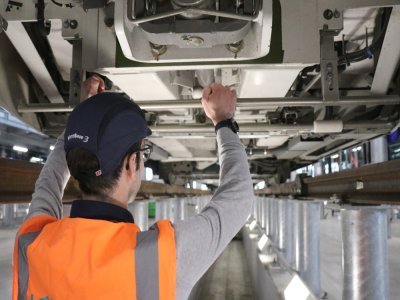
[64,92,152,203]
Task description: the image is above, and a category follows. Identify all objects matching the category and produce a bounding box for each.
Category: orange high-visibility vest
[13,215,176,300]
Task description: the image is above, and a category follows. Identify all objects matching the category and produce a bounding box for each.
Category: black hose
[338,7,392,66]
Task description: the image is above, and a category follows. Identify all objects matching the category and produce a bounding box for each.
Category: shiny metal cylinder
[131,200,149,231]
[175,198,186,221]
[294,201,321,296]
[156,199,174,221]
[341,207,389,300]
[2,204,15,227]
[278,199,294,265]
[185,197,198,218]
[260,198,267,229]
[269,198,278,243]
[252,198,257,219]
[264,198,272,236]
[256,198,262,227]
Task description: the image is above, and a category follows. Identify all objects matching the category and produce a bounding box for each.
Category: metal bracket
[0,14,8,33]
[69,40,84,104]
[320,30,339,101]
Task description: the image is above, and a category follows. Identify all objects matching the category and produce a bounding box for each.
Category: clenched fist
[201,83,237,125]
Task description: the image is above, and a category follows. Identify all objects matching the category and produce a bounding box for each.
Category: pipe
[294,201,321,296]
[17,96,400,113]
[149,121,393,134]
[341,206,389,300]
[129,7,258,24]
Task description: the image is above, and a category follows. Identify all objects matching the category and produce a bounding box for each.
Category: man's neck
[82,194,128,209]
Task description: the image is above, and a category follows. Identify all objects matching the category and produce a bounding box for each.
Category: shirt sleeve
[173,127,254,292]
[26,132,70,219]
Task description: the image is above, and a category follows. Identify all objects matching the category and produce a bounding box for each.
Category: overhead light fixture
[13,145,28,153]
[331,153,339,159]
[49,145,55,151]
[29,157,43,163]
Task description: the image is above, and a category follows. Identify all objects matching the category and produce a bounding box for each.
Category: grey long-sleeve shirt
[26,127,254,299]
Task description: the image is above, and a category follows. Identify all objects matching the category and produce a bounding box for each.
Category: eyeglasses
[137,145,153,162]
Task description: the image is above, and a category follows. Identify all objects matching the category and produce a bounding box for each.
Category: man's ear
[125,153,138,178]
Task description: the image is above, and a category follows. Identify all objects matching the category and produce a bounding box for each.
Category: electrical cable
[337,7,392,66]
[51,0,74,8]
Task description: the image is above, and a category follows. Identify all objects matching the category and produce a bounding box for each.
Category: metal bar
[294,201,321,296]
[130,8,257,25]
[371,6,400,95]
[257,159,400,205]
[17,96,400,113]
[6,22,64,104]
[0,158,209,204]
[320,31,339,101]
[341,206,389,300]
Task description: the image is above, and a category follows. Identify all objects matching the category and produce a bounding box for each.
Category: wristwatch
[215,118,239,134]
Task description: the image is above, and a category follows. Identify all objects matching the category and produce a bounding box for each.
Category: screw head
[69,19,78,29]
[323,9,333,20]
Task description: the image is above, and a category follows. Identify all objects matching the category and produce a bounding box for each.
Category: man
[13,76,254,300]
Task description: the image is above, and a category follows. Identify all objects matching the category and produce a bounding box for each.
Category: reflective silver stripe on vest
[135,224,159,300]
[18,231,41,300]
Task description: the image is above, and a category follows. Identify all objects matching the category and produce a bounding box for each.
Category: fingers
[80,75,106,102]
[202,86,212,101]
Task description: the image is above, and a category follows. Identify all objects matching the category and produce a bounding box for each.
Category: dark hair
[66,140,142,197]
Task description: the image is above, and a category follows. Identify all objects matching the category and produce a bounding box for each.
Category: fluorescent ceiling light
[29,157,43,163]
[13,145,28,153]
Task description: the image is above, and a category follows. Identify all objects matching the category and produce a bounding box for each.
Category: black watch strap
[215,118,239,134]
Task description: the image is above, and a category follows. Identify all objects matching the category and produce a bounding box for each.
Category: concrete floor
[0,227,17,300]
[196,239,254,300]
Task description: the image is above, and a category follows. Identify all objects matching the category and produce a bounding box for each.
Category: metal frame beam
[0,158,209,204]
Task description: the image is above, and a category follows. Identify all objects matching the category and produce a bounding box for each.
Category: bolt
[150,43,167,61]
[63,20,70,29]
[182,35,204,47]
[333,9,340,18]
[104,17,114,28]
[323,9,333,20]
[69,19,78,29]
[226,40,244,59]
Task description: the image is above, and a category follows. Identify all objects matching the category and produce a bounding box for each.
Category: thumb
[202,87,212,101]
